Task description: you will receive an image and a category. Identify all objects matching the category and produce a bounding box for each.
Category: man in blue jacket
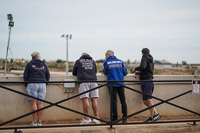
[103,50,128,123]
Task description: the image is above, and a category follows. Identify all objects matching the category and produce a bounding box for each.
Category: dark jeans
[109,86,127,120]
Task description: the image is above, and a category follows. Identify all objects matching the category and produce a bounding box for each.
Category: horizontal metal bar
[0,80,193,84]
[0,123,108,130]
[0,120,199,130]
[114,119,200,125]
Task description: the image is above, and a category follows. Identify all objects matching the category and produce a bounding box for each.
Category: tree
[182,61,187,65]
[10,58,13,64]
[56,59,63,63]
[96,59,105,63]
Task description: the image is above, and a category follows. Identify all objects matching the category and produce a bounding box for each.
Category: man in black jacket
[73,53,100,125]
[133,48,161,122]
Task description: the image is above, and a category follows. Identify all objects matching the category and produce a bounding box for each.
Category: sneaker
[37,122,42,126]
[143,117,153,122]
[31,122,37,126]
[93,119,101,124]
[80,118,92,125]
[152,114,162,122]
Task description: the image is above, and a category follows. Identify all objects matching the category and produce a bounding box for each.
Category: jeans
[26,83,46,101]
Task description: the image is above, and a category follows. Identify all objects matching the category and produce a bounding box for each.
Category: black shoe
[122,119,127,123]
[152,114,162,122]
[143,117,153,122]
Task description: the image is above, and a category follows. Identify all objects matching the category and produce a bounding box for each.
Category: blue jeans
[26,83,46,101]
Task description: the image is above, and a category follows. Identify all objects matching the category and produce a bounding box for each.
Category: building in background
[154,60,172,70]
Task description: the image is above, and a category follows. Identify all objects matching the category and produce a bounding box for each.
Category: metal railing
[0,80,199,133]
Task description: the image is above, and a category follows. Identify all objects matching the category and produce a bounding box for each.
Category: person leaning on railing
[133,48,161,122]
[23,52,50,126]
[103,50,128,123]
[72,52,100,125]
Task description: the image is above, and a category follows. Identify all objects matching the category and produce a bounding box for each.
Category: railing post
[110,83,113,129]
[193,121,197,126]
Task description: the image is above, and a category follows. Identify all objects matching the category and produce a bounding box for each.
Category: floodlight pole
[66,35,69,75]
[4,23,13,75]
[61,34,72,75]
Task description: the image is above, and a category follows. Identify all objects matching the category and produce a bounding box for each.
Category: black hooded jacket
[72,54,97,80]
[135,54,154,80]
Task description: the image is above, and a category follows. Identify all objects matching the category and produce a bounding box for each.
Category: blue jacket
[23,59,50,86]
[73,54,97,80]
[103,56,127,87]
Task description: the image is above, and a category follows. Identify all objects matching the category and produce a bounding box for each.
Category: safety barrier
[0,80,199,133]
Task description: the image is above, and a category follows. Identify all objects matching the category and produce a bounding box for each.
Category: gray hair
[82,52,88,56]
[106,50,114,56]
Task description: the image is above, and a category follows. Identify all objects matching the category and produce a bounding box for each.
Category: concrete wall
[0,75,199,124]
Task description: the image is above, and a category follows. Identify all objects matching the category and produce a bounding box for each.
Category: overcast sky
[0,0,200,64]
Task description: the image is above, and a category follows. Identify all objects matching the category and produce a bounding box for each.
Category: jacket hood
[143,54,153,63]
[80,54,92,59]
[30,59,44,66]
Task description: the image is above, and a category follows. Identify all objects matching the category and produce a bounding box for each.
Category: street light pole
[61,34,72,75]
[4,14,14,75]
[66,35,69,75]
[4,26,12,75]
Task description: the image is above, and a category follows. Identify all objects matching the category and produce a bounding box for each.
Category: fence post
[110,83,113,129]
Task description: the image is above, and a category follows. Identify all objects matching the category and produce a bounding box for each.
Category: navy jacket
[135,54,154,80]
[23,59,50,86]
[103,56,127,87]
[73,55,97,80]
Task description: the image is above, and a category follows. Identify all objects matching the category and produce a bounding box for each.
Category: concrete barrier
[0,75,199,124]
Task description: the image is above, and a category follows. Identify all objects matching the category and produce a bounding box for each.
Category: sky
[0,0,200,64]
